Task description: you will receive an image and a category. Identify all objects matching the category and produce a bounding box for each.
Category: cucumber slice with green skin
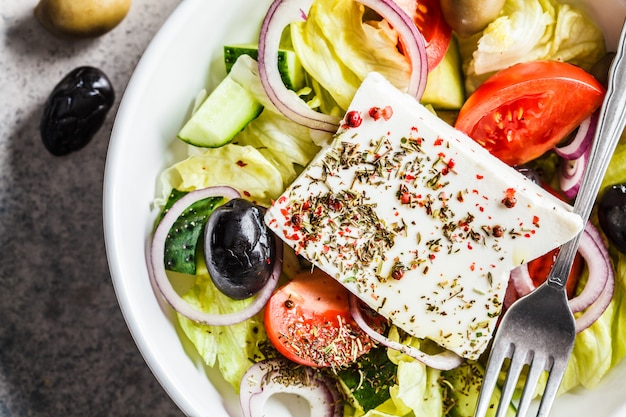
[177,74,263,148]
[421,37,465,110]
[160,189,225,275]
[224,44,305,91]
[336,347,397,413]
[442,361,516,417]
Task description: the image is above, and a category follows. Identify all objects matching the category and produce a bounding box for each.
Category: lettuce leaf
[461,0,605,92]
[177,274,267,390]
[235,110,322,186]
[290,0,410,111]
[160,143,284,207]
[384,327,444,417]
[600,133,626,191]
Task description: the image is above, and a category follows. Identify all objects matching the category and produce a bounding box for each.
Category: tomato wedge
[455,60,605,166]
[264,268,379,368]
[395,0,452,70]
[527,182,583,298]
[527,248,583,299]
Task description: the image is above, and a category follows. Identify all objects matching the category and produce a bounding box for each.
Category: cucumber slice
[177,73,262,147]
[224,44,305,91]
[421,37,466,110]
[160,189,225,275]
[336,347,397,413]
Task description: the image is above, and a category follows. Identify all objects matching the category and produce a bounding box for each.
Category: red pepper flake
[502,188,517,208]
[476,174,484,180]
[467,242,473,250]
[470,262,476,271]
[236,160,247,167]
[343,110,363,128]
[243,190,251,197]
[369,105,393,120]
[442,158,456,175]
[428,253,436,260]
[278,196,288,204]
[283,230,300,240]
[434,137,444,146]
[532,215,540,227]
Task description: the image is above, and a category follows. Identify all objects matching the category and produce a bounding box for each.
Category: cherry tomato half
[396,0,452,70]
[455,60,605,166]
[264,268,379,368]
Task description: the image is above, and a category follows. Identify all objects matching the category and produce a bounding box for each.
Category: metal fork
[474,19,626,417]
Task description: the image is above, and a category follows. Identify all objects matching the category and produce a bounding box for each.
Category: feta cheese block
[265,72,583,359]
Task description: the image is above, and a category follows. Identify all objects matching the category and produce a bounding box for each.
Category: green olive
[440,0,505,38]
[34,0,131,38]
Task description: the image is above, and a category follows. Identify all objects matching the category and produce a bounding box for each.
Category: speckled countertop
[0,1,185,416]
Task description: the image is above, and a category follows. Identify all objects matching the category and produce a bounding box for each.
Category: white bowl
[103,1,626,416]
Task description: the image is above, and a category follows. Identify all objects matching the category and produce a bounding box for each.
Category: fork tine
[536,358,568,417]
[495,348,530,417]
[516,354,548,416]
[474,342,512,417]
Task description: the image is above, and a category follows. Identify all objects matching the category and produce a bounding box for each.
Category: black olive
[40,66,115,156]
[598,184,626,254]
[204,198,276,300]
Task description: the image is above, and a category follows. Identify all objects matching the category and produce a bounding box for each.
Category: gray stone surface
[0,1,185,416]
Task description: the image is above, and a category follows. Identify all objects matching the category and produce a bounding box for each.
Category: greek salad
[147,0,626,416]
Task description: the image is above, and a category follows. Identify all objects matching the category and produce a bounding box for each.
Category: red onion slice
[240,358,342,417]
[258,0,428,132]
[359,0,428,99]
[348,294,464,370]
[568,223,612,314]
[507,223,613,333]
[149,186,282,325]
[574,267,615,333]
[258,0,340,132]
[559,148,588,199]
[554,112,597,160]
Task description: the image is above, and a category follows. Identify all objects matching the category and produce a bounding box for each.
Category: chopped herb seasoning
[264,74,582,360]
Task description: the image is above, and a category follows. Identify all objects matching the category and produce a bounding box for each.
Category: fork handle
[548,19,626,289]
